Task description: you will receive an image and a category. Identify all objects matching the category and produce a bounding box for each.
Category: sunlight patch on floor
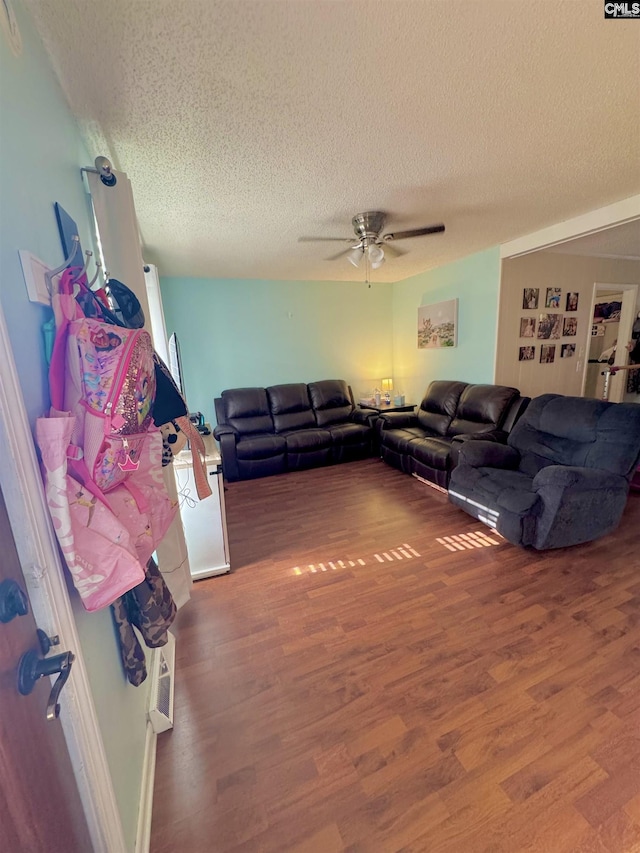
[436,530,501,552]
[291,543,421,576]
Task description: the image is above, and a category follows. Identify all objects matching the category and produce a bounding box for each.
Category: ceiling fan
[299,211,445,268]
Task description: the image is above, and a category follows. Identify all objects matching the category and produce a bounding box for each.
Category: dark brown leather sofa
[377,380,529,490]
[213,379,372,481]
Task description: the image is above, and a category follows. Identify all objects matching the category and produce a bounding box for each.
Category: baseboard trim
[135,717,158,852]
[411,473,448,495]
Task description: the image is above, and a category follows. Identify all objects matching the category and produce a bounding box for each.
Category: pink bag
[36,414,145,611]
[39,269,178,610]
[37,414,177,611]
[49,269,156,493]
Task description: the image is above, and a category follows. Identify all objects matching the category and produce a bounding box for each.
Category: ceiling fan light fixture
[368,243,385,268]
[347,247,364,267]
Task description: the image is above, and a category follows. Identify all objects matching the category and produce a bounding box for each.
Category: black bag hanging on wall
[152,353,188,427]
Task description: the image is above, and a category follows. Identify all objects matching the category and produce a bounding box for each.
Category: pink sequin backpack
[39,268,177,611]
[49,269,156,492]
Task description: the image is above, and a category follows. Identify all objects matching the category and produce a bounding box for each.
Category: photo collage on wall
[519,287,579,364]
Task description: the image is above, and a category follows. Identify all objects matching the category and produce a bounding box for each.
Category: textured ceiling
[25,0,640,282]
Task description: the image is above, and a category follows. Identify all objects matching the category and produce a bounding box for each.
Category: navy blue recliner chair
[448,394,640,549]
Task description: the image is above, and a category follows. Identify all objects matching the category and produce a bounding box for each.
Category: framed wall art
[537,313,562,339]
[545,287,562,309]
[418,299,458,349]
[540,344,556,364]
[565,292,579,312]
[520,317,536,338]
[519,345,535,361]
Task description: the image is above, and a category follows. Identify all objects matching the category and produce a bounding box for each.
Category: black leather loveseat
[213,380,372,481]
[377,380,529,490]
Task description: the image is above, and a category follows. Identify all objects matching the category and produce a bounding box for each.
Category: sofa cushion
[447,384,519,437]
[222,388,274,436]
[409,437,453,471]
[283,429,331,452]
[417,381,468,436]
[236,434,286,460]
[326,422,370,446]
[380,427,424,455]
[267,383,316,433]
[308,380,354,427]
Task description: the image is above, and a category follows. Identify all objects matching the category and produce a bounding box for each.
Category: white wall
[496,252,640,399]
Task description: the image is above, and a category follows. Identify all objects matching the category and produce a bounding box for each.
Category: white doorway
[582,283,638,402]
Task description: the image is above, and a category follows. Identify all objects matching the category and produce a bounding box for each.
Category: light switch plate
[19,250,51,305]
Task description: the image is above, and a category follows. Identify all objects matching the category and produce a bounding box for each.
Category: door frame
[498,195,640,260]
[581,282,639,402]
[0,303,126,852]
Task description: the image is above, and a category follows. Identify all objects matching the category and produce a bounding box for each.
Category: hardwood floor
[150,458,640,852]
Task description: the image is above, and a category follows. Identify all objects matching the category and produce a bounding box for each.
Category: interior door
[0,484,92,853]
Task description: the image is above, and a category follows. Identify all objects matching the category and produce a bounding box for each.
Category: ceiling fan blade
[383,224,445,241]
[325,246,357,261]
[381,242,408,258]
[298,236,353,243]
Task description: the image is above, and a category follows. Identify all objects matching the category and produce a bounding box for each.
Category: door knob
[17,641,74,721]
[0,578,29,622]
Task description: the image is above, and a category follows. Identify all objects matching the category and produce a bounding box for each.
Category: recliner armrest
[450,431,506,468]
[213,423,238,439]
[533,465,625,491]
[351,408,374,426]
[377,411,418,430]
[215,430,240,481]
[458,440,520,469]
[451,429,508,446]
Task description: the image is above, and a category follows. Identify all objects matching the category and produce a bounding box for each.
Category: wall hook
[44,235,80,295]
[87,258,103,288]
[81,155,117,187]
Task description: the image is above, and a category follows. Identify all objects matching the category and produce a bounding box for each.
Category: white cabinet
[173,432,230,580]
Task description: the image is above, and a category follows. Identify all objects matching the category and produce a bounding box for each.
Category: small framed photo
[545,287,562,309]
[563,317,578,337]
[522,288,539,310]
[519,345,535,361]
[540,344,556,364]
[591,324,605,337]
[520,317,536,338]
[561,344,576,358]
[537,313,562,339]
[565,292,579,312]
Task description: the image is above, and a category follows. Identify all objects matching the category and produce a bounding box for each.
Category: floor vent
[148,631,175,734]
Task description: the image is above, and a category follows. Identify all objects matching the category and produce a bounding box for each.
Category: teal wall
[160,277,394,425]
[161,249,501,424]
[0,3,149,849]
[391,248,501,402]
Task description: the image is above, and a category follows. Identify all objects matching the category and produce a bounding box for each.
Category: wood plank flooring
[150,458,640,853]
